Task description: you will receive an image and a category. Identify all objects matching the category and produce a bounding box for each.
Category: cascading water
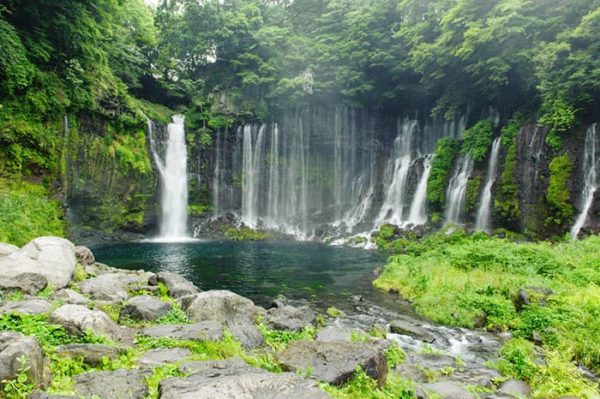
[570,124,599,240]
[150,115,190,241]
[475,137,502,232]
[445,156,474,225]
[241,125,266,228]
[407,155,433,225]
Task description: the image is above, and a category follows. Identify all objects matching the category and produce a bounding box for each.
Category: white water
[571,124,599,240]
[150,115,190,241]
[241,125,266,228]
[475,137,502,232]
[445,156,474,225]
[408,155,433,225]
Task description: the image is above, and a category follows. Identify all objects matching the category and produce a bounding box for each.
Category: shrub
[427,138,460,211]
[461,120,495,162]
[546,154,574,228]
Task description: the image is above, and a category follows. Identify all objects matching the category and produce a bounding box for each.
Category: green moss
[224,227,271,241]
[461,120,495,162]
[427,138,460,212]
[546,154,575,228]
[494,137,521,229]
[465,174,483,215]
[0,178,65,246]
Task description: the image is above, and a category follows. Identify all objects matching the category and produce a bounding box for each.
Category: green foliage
[156,307,190,325]
[2,355,34,399]
[546,155,575,228]
[0,179,65,247]
[146,364,184,399]
[258,323,316,352]
[461,121,495,162]
[384,345,406,369]
[494,131,520,229]
[427,138,460,212]
[224,227,271,241]
[497,338,538,381]
[324,368,416,399]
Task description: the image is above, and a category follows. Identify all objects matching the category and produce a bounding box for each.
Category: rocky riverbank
[0,237,544,398]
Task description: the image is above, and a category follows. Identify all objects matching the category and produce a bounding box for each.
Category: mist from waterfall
[149,115,190,241]
[571,124,599,240]
[445,156,474,225]
[475,137,502,232]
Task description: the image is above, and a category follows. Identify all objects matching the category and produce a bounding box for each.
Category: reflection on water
[93,240,385,308]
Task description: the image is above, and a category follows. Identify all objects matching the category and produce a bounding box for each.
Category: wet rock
[73,369,150,399]
[0,298,53,315]
[266,304,315,331]
[120,295,171,322]
[155,272,199,298]
[418,381,476,399]
[56,344,123,366]
[514,287,553,312]
[498,379,531,398]
[0,332,45,387]
[138,348,191,368]
[409,353,456,370]
[0,237,76,289]
[79,273,146,302]
[51,288,88,305]
[160,367,331,399]
[448,366,501,388]
[278,340,387,386]
[74,246,95,266]
[390,318,436,343]
[49,304,130,342]
[0,273,48,295]
[142,321,223,341]
[183,290,265,348]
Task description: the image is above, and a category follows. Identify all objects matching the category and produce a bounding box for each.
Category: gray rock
[29,392,74,398]
[183,290,265,347]
[393,363,428,383]
[408,353,457,370]
[278,340,387,386]
[515,287,553,312]
[0,243,19,256]
[266,304,315,331]
[0,332,44,387]
[74,246,95,266]
[120,295,171,321]
[498,379,531,398]
[73,369,150,399]
[156,272,200,298]
[418,381,476,399]
[0,273,48,295]
[138,348,191,368]
[0,298,53,315]
[449,367,501,388]
[51,289,88,305]
[0,237,76,289]
[49,304,128,342]
[79,273,144,302]
[390,318,436,343]
[56,344,123,366]
[142,321,223,341]
[177,357,253,375]
[316,326,359,342]
[160,370,331,399]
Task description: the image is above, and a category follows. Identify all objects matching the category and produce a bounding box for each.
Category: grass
[0,178,65,246]
[374,230,600,397]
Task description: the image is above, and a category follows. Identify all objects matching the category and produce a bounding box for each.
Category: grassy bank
[0,178,65,246]
[374,231,600,397]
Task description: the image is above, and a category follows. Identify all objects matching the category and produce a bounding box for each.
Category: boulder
[0,273,48,295]
[51,289,88,305]
[266,304,315,331]
[514,287,553,312]
[0,298,53,315]
[49,304,127,342]
[0,237,76,289]
[160,358,331,399]
[73,369,150,399]
[79,273,146,302]
[74,246,95,266]
[0,243,19,256]
[183,290,265,347]
[316,326,356,342]
[155,272,199,298]
[390,318,436,343]
[120,295,171,322]
[142,321,223,341]
[498,379,531,398]
[0,332,45,387]
[138,348,191,368]
[418,381,476,399]
[278,340,387,386]
[56,344,124,366]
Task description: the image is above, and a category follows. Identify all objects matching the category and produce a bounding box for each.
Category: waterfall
[375,119,417,227]
[266,124,280,228]
[213,129,222,218]
[475,137,502,232]
[445,156,474,224]
[150,115,190,240]
[408,155,433,225]
[571,124,599,240]
[241,125,266,228]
